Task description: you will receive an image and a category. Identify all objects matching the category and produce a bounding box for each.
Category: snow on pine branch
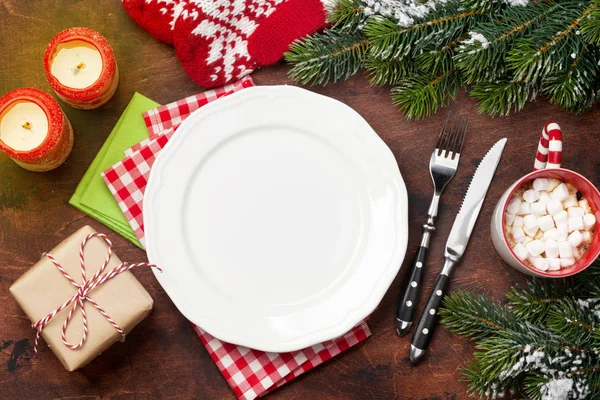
[459,31,490,54]
[360,0,529,28]
[504,0,529,6]
[492,344,592,400]
[361,0,445,27]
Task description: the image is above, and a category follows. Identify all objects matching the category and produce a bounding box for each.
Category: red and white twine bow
[31,232,161,355]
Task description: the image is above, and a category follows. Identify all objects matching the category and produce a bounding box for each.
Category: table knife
[409,138,507,364]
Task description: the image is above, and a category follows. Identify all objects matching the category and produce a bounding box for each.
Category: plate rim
[144,85,408,352]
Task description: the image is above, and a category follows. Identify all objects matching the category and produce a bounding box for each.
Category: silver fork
[396,113,468,336]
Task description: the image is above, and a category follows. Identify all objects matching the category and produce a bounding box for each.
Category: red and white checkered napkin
[143,75,255,138]
[102,79,372,399]
[102,129,174,246]
[196,322,371,400]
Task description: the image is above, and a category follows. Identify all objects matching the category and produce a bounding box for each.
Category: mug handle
[534,123,562,171]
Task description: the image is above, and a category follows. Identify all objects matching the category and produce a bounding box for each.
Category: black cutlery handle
[396,246,428,335]
[410,273,450,363]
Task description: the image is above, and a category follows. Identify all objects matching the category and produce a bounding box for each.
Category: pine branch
[284,30,368,85]
[440,291,515,340]
[328,0,367,29]
[573,259,600,297]
[547,298,600,347]
[455,1,559,84]
[415,40,458,76]
[507,279,570,325]
[507,1,591,83]
[440,260,600,398]
[470,79,538,117]
[461,359,523,399]
[391,68,459,120]
[542,45,600,112]
[581,0,600,45]
[286,0,600,119]
[363,56,413,86]
[364,1,482,61]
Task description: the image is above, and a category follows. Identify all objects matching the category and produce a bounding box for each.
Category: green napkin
[70,93,159,248]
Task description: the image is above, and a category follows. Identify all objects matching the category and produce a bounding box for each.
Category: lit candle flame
[22,121,31,130]
[77,61,85,70]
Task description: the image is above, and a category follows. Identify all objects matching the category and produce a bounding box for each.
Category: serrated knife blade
[409,138,507,364]
[444,138,507,261]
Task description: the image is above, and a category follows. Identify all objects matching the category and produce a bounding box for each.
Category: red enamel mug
[491,123,600,277]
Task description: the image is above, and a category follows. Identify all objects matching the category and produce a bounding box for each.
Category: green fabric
[69,92,159,248]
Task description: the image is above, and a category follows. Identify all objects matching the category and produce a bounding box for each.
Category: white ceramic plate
[145,86,408,352]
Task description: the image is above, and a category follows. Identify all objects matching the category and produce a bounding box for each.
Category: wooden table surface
[1,1,599,399]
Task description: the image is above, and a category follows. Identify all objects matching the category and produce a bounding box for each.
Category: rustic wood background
[1,1,599,399]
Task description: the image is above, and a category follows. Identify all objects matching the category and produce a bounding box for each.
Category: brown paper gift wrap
[10,225,153,371]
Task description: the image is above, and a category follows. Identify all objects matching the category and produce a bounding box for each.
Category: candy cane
[534,122,562,170]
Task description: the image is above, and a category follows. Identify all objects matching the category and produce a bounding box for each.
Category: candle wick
[73,61,85,75]
[22,121,31,130]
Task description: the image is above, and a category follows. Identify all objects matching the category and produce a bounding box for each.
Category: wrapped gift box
[10,225,153,371]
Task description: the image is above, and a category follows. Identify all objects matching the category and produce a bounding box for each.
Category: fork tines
[435,113,469,158]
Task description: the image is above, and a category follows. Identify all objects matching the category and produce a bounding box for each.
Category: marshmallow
[568,216,584,232]
[580,199,591,212]
[563,195,579,208]
[534,230,544,240]
[584,213,596,230]
[547,179,561,191]
[533,178,550,191]
[543,228,558,241]
[544,240,559,258]
[531,202,547,216]
[553,210,568,227]
[551,183,570,202]
[532,257,549,271]
[523,189,540,203]
[547,258,561,271]
[523,214,539,230]
[538,191,550,204]
[525,226,539,238]
[505,213,516,226]
[583,231,592,242]
[568,230,583,247]
[537,215,555,231]
[512,226,526,242]
[557,225,569,241]
[546,200,564,216]
[558,241,574,258]
[568,207,585,218]
[573,246,581,259]
[518,202,531,215]
[507,198,521,214]
[560,257,575,268]
[513,243,528,260]
[513,216,524,227]
[526,240,545,257]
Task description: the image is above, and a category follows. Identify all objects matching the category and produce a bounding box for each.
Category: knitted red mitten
[173,0,331,88]
[122,0,188,44]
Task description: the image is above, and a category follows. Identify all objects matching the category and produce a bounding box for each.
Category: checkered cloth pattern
[102,129,174,247]
[102,78,372,399]
[142,75,255,138]
[195,322,371,400]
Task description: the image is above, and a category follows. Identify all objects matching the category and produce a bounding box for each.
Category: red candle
[0,88,73,172]
[44,27,118,110]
